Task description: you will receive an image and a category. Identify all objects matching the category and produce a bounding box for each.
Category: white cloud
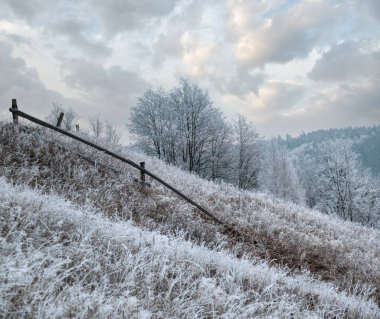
[180,32,216,78]
[0,0,379,139]
[227,0,340,68]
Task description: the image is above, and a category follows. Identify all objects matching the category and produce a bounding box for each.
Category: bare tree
[89,115,104,138]
[104,121,121,146]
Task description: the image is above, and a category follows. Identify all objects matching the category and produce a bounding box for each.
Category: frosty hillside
[2,0,380,317]
[1,177,379,318]
[1,102,380,318]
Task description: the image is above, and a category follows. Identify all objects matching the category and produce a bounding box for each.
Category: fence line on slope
[15,123,143,184]
[9,99,235,232]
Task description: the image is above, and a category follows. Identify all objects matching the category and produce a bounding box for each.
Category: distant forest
[275,125,380,177]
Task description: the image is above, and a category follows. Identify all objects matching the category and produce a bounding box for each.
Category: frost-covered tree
[129,80,266,187]
[260,143,305,204]
[89,115,104,138]
[47,102,79,131]
[316,140,380,225]
[104,121,121,146]
[88,115,121,146]
[170,79,219,173]
[130,80,226,175]
[129,88,173,160]
[298,155,319,208]
[202,112,232,181]
[233,115,261,190]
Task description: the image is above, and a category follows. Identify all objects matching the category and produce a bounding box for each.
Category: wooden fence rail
[9,101,230,229]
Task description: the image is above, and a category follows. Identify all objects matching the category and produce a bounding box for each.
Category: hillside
[1,120,380,318]
[276,125,380,176]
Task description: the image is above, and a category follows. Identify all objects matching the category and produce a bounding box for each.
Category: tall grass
[1,121,380,317]
[1,178,379,318]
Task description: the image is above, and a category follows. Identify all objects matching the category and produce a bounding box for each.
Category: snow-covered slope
[1,178,379,318]
[1,121,380,318]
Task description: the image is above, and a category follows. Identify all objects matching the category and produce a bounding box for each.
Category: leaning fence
[8,99,237,233]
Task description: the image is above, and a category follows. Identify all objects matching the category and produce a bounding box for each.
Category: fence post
[11,99,18,124]
[56,112,64,128]
[140,162,145,183]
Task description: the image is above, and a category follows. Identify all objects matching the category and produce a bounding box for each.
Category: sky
[0,0,379,142]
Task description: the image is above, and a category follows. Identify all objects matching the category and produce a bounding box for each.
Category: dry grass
[1,177,379,318]
[1,121,380,316]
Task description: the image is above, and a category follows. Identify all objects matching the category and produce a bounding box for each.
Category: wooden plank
[56,112,64,128]
[140,162,146,182]
[11,99,18,124]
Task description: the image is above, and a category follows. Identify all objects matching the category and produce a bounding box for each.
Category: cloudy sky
[0,0,379,141]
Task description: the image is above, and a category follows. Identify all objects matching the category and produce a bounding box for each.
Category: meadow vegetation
[1,121,380,318]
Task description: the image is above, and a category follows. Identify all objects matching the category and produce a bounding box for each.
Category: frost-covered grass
[119,142,380,303]
[1,121,380,313]
[1,178,379,318]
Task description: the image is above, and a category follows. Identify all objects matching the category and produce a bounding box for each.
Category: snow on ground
[1,177,379,318]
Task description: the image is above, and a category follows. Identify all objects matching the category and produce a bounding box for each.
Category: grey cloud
[226,72,265,96]
[258,81,306,113]
[252,87,380,138]
[0,40,64,119]
[2,1,110,60]
[89,0,178,35]
[309,41,380,82]
[62,59,146,91]
[53,19,111,58]
[153,32,183,68]
[212,70,265,96]
[5,34,32,45]
[334,82,380,118]
[261,81,380,137]
[2,0,44,23]
[0,41,120,140]
[61,58,148,120]
[368,0,380,21]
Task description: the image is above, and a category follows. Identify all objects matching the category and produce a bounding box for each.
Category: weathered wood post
[11,99,18,124]
[140,161,145,183]
[56,112,64,128]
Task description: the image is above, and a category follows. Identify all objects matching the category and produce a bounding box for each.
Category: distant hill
[275,125,380,176]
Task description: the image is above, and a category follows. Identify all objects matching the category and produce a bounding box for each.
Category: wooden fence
[9,99,236,232]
